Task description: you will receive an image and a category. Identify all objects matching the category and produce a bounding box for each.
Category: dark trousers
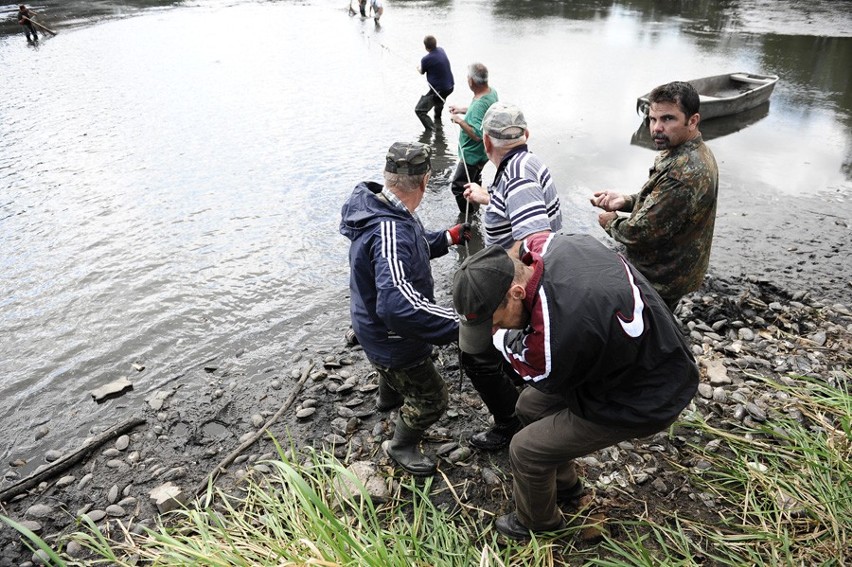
[461,348,520,425]
[450,160,486,214]
[510,387,677,530]
[415,87,453,130]
[23,22,38,42]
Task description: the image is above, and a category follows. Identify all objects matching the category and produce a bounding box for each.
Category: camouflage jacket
[607,135,718,305]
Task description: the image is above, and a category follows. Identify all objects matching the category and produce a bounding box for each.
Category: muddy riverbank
[1,267,849,564]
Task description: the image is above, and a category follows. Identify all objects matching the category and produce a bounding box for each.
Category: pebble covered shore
[1,273,849,565]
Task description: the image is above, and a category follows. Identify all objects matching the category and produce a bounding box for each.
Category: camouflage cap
[482,102,527,140]
[385,142,432,175]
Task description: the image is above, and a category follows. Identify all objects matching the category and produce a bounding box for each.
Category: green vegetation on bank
[2,372,849,566]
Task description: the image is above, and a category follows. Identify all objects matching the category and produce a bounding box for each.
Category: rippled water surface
[1,0,850,463]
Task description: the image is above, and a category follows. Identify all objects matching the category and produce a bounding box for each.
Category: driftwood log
[0,416,146,503]
[195,361,315,496]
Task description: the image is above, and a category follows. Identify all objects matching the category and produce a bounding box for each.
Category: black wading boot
[383,419,436,476]
[469,416,521,451]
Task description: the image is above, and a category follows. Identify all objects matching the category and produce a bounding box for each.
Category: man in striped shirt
[458,103,563,450]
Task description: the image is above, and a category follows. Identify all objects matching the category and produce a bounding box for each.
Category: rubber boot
[376,376,403,412]
[383,419,436,476]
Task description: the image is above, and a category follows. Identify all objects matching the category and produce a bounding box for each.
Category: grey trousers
[510,387,675,530]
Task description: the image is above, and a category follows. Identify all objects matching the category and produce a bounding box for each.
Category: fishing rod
[22,15,57,36]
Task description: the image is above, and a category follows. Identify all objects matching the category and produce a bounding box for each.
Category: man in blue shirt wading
[416,35,454,131]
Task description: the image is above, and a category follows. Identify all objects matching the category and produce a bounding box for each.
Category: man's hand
[463,183,490,205]
[448,105,467,115]
[447,223,472,246]
[598,211,618,230]
[590,190,626,212]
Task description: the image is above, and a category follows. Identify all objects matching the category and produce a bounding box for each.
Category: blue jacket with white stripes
[340,181,459,368]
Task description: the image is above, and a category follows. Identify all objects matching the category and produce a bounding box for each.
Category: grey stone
[18,520,42,533]
[105,504,126,517]
[77,473,93,490]
[32,549,51,565]
[82,509,106,523]
[115,434,130,451]
[149,482,189,514]
[737,328,755,341]
[25,504,52,519]
[146,389,173,411]
[55,475,76,488]
[702,358,731,386]
[162,466,187,481]
[44,450,62,462]
[746,403,767,422]
[333,461,389,504]
[90,376,133,401]
[448,446,472,463]
[296,407,316,419]
[108,484,119,504]
[66,540,85,558]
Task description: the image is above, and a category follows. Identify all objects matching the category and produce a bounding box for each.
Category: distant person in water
[416,36,455,131]
[18,5,38,43]
[369,0,383,23]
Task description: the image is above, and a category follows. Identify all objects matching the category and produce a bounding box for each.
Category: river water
[1,0,850,467]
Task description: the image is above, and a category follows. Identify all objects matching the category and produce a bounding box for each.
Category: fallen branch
[0,416,146,503]
[195,361,315,496]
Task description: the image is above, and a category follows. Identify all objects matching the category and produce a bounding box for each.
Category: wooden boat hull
[636,72,779,121]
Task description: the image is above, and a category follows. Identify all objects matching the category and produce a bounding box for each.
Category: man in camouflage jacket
[591,81,718,311]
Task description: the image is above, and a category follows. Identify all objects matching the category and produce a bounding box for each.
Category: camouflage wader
[372,356,448,431]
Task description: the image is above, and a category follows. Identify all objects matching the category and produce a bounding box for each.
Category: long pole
[23,16,57,36]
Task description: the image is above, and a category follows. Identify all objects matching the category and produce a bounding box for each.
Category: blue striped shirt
[483,145,562,249]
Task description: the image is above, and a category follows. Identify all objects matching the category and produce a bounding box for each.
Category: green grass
[2,372,849,566]
[592,373,851,566]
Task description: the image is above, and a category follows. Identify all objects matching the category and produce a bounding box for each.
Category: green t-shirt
[459,88,498,165]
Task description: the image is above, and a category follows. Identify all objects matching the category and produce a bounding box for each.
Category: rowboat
[636,72,779,121]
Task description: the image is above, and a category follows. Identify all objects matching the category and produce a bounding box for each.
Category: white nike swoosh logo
[616,257,646,338]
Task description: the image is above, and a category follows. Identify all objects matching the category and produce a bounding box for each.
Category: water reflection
[488,0,852,36]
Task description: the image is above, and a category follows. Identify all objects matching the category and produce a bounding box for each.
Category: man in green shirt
[449,63,498,215]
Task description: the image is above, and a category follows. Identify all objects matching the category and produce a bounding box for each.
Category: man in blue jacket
[340,142,470,476]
